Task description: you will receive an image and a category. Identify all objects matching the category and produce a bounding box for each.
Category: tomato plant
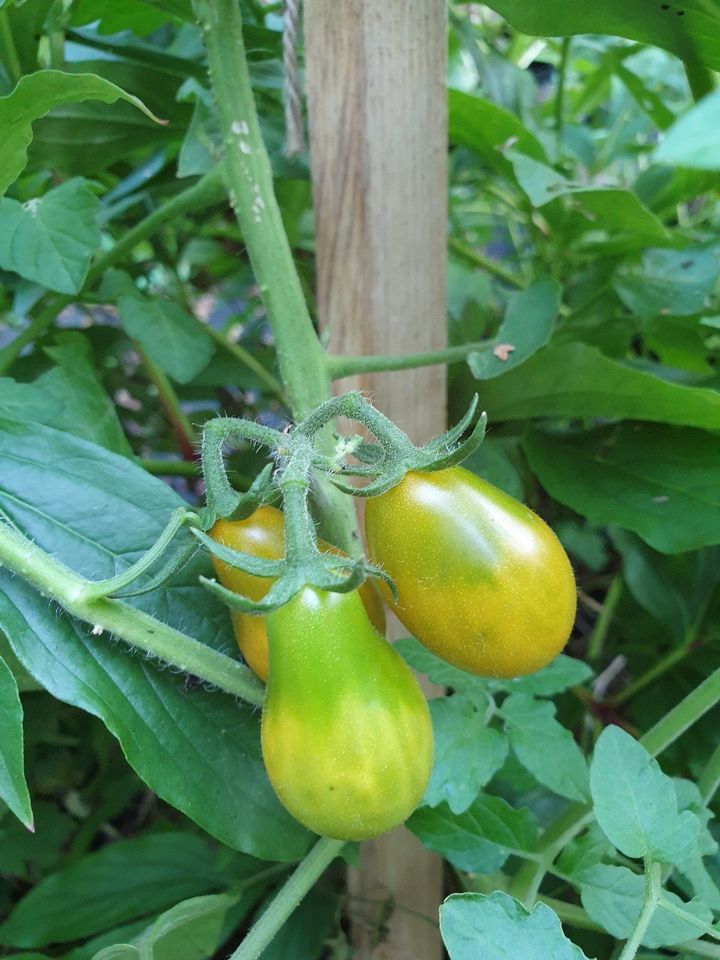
[365,466,576,678]
[262,586,432,840]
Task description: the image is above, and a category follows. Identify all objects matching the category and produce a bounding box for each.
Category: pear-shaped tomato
[210,505,386,680]
[365,467,576,679]
[262,587,432,840]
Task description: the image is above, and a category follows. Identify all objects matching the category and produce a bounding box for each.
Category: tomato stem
[229,837,345,960]
[617,859,661,960]
[0,519,265,706]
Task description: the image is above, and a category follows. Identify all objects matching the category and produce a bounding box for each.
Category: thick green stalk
[194,0,328,420]
[0,167,226,375]
[0,521,264,706]
[229,838,345,959]
[195,0,359,555]
[640,666,720,757]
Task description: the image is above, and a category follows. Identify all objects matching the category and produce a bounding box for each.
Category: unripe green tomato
[210,506,386,681]
[365,466,576,679]
[262,587,433,840]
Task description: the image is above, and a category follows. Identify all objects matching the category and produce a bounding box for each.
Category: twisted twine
[283,0,305,156]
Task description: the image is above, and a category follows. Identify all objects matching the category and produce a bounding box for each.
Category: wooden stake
[305,3,447,957]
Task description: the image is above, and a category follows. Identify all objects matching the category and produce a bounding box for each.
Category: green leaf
[395,637,492,706]
[524,424,720,554]
[93,948,140,960]
[71,0,187,34]
[509,154,669,243]
[138,893,236,960]
[590,726,699,867]
[0,420,309,860]
[440,891,590,960]
[467,277,561,380]
[500,694,590,802]
[407,794,537,873]
[510,153,591,207]
[0,574,308,862]
[0,70,162,195]
[481,343,720,429]
[0,833,250,947]
[38,333,133,456]
[483,0,720,73]
[117,293,215,384]
[613,60,675,131]
[0,179,100,294]
[0,655,32,828]
[580,864,712,948]
[0,358,130,456]
[462,438,524,500]
[655,89,720,169]
[0,801,75,879]
[556,824,616,882]
[448,90,547,175]
[505,655,593,698]
[423,697,508,814]
[612,248,719,317]
[611,530,720,640]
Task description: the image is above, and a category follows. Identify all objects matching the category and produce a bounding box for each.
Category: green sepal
[200,572,302,614]
[192,528,286,578]
[423,410,488,472]
[424,395,480,452]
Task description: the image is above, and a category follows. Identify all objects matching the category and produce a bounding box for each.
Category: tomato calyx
[195,390,486,617]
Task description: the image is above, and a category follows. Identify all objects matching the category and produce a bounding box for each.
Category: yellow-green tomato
[262,587,433,840]
[210,506,386,681]
[364,467,576,679]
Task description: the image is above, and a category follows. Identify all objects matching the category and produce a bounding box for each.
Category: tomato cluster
[210,466,576,841]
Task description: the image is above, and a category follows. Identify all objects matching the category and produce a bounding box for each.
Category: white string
[283,0,305,156]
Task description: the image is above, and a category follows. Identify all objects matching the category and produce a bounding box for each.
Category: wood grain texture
[305,2,447,957]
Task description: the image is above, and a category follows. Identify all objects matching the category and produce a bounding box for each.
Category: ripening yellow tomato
[262,587,433,840]
[365,467,576,678]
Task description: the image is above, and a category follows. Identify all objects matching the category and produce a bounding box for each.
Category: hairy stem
[195,0,359,554]
[0,521,264,706]
[194,0,327,419]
